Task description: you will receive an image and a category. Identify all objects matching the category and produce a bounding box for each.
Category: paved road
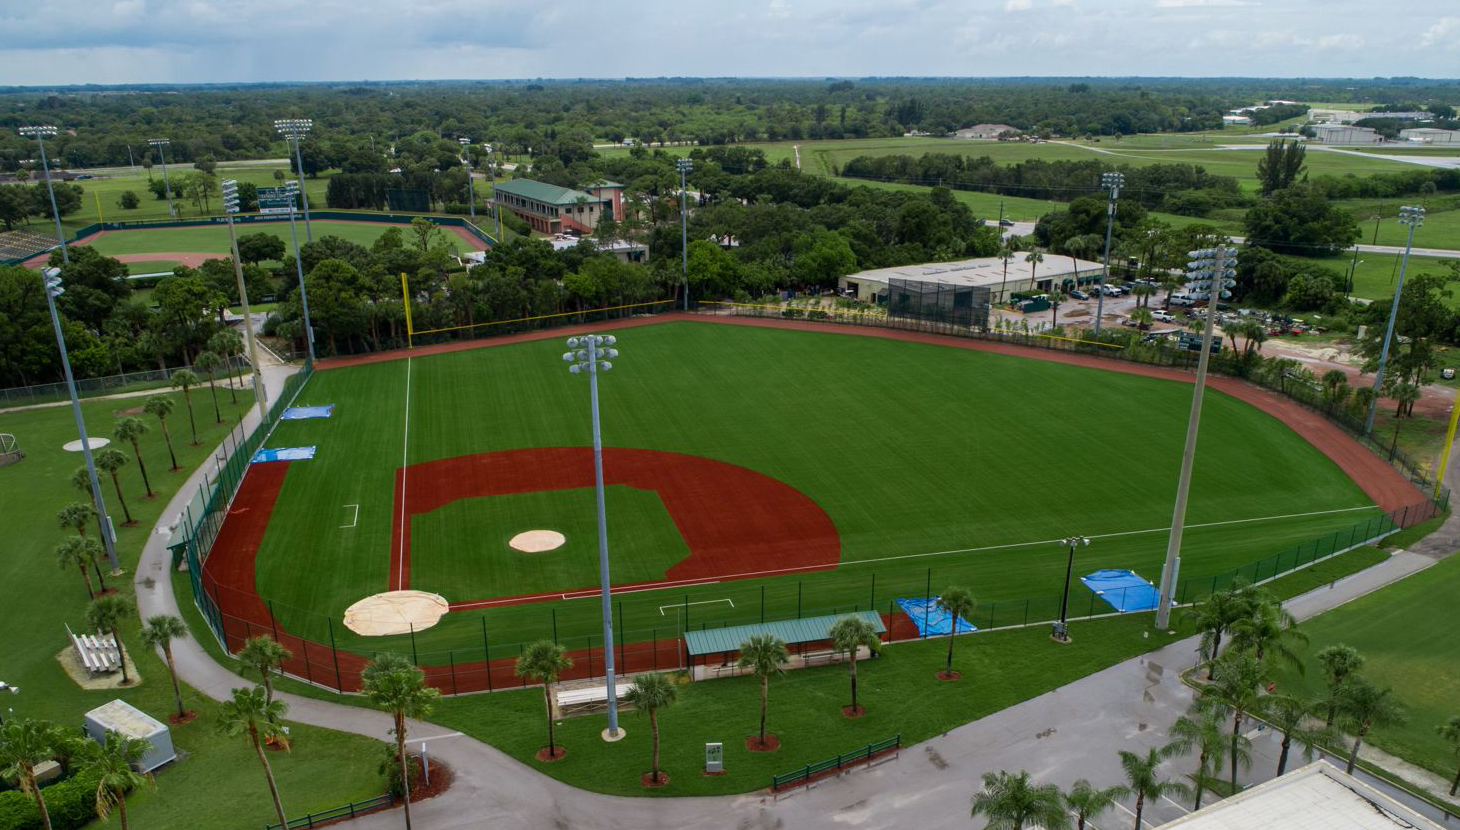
[133,352,1456,830]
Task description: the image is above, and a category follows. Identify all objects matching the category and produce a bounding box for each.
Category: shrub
[0,771,103,830]
[117,190,140,209]
[781,307,804,318]
[376,744,420,799]
[806,308,831,320]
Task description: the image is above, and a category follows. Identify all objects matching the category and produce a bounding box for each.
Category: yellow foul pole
[1434,393,1460,497]
[400,272,414,349]
[96,192,103,224]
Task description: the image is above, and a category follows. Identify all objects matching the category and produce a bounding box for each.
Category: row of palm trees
[0,719,155,830]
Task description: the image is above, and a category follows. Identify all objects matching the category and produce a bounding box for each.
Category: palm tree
[87,594,134,685]
[1321,370,1351,415]
[736,634,789,747]
[83,730,153,830]
[170,368,201,444]
[1259,694,1327,776]
[144,395,181,471]
[1063,779,1124,830]
[969,770,1070,830]
[1047,289,1066,329]
[57,501,107,590]
[1130,306,1154,330]
[1185,583,1253,676]
[194,351,225,423]
[1165,707,1241,809]
[1196,652,1266,791]
[1228,599,1308,674]
[56,536,102,599]
[141,615,190,720]
[1337,677,1406,774]
[1436,716,1460,796]
[112,416,154,498]
[1130,282,1156,308]
[216,686,290,830]
[95,449,134,526]
[362,653,440,830]
[1391,382,1422,451]
[625,672,678,785]
[1118,748,1190,830]
[997,244,1018,302]
[515,640,573,759]
[208,328,243,404]
[0,718,62,830]
[828,615,881,715]
[238,636,292,704]
[936,587,975,677]
[1024,250,1044,292]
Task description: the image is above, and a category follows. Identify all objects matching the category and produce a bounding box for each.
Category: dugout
[683,611,886,681]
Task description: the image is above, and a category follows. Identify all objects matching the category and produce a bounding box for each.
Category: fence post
[869,573,876,613]
[653,627,658,670]
[551,608,558,644]
[327,618,343,692]
[480,618,492,692]
[409,623,418,666]
[449,651,458,695]
[267,600,281,642]
[923,568,931,638]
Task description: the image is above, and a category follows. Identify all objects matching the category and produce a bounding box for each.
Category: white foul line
[396,357,412,589]
[341,503,359,529]
[659,598,734,616]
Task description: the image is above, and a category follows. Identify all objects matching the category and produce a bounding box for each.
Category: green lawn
[1278,552,1460,782]
[78,220,469,261]
[65,166,331,235]
[0,389,386,829]
[245,321,1379,664]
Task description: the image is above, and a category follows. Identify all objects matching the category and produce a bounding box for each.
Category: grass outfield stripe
[447,505,1383,608]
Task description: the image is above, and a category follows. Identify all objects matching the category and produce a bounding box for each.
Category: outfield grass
[247,321,1379,663]
[1278,552,1460,782]
[78,219,470,261]
[63,166,331,235]
[0,390,386,829]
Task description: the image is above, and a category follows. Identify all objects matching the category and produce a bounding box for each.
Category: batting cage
[386,188,433,212]
[886,278,991,329]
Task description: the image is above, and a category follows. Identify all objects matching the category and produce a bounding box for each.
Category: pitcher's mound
[343,590,449,636]
[510,530,565,553]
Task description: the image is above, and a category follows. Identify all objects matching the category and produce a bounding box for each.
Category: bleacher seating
[65,623,122,675]
[0,229,59,263]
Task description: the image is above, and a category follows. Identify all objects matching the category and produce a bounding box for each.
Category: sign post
[705,742,724,774]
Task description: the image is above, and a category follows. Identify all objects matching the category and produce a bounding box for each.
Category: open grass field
[0,388,386,829]
[60,165,331,235]
[1278,552,1460,783]
[226,321,1384,672]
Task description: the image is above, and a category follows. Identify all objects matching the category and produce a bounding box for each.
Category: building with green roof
[494,177,624,235]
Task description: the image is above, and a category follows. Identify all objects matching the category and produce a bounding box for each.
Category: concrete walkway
[133,352,1457,830]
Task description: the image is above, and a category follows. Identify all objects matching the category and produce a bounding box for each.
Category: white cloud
[1419,16,1458,48]
[1155,0,1257,6]
[1004,0,1032,11]
[767,0,791,19]
[1316,33,1363,48]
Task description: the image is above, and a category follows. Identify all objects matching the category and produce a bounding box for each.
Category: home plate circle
[343,590,449,636]
[510,530,565,553]
[62,437,109,452]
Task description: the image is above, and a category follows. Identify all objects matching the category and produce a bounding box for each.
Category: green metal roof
[683,610,885,657]
[494,177,603,206]
[585,180,624,190]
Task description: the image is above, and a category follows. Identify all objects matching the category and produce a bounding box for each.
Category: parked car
[1151,310,1175,322]
[1101,284,1123,296]
[1070,289,1090,300]
[1170,294,1196,307]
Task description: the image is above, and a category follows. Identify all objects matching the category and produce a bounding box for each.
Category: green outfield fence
[2,210,499,265]
[172,309,1450,698]
[772,734,900,791]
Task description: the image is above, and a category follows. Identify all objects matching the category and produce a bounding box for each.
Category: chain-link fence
[1,356,249,408]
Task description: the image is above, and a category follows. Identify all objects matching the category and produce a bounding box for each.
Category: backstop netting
[887,278,990,329]
[386,189,433,212]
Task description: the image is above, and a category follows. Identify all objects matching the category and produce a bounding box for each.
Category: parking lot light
[1096,171,1124,336]
[1364,205,1425,436]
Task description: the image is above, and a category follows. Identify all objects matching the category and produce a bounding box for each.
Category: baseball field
[193,318,1425,691]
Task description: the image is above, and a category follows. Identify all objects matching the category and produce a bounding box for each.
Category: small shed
[83,700,176,772]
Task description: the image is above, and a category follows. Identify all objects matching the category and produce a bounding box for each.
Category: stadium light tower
[483,143,502,240]
[41,267,120,573]
[147,138,177,219]
[1364,205,1425,436]
[459,138,476,220]
[19,125,70,264]
[676,157,693,311]
[222,180,269,416]
[284,180,317,363]
[1052,535,1090,642]
[562,334,625,741]
[274,119,315,241]
[1096,171,1124,336]
[1154,244,1237,631]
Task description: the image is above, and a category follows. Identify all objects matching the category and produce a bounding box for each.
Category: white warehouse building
[839,255,1110,306]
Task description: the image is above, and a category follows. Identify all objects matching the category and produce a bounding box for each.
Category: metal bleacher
[0,229,59,263]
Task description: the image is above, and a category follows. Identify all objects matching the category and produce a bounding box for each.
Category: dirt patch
[746,733,781,752]
[115,405,145,416]
[534,746,567,762]
[168,710,199,725]
[641,771,671,788]
[842,704,866,719]
[342,590,449,636]
[936,669,962,681]
[55,646,141,690]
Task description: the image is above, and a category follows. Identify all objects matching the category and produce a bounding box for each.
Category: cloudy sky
[0,0,1456,85]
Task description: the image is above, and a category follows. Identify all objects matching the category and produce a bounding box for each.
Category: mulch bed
[746,733,781,752]
[534,746,567,762]
[168,710,199,724]
[407,757,453,803]
[842,705,866,719]
[641,771,671,788]
[936,670,962,681]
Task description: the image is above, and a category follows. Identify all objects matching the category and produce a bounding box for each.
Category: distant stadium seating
[0,229,59,262]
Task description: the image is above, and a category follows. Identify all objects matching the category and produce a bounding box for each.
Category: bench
[66,624,121,675]
[552,683,631,718]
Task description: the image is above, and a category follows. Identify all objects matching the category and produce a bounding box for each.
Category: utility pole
[677,157,693,311]
[222,180,269,416]
[1154,244,1237,630]
[148,138,176,218]
[1096,171,1124,336]
[285,180,317,363]
[20,126,70,264]
[460,138,476,221]
[275,119,314,241]
[1365,205,1425,436]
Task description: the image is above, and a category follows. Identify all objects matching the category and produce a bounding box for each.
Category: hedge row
[0,772,103,830]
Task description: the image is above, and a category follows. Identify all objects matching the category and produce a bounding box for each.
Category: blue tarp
[896,597,978,636]
[251,446,317,463]
[281,405,335,420]
[1081,569,1160,612]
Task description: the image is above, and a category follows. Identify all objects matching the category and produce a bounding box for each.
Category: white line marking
[341,503,359,529]
[448,504,1379,610]
[659,598,734,616]
[396,357,411,589]
[1161,795,1190,814]
[1112,801,1156,830]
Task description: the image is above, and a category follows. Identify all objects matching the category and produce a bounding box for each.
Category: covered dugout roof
[684,610,885,657]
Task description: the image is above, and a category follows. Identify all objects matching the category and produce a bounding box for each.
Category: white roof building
[839,255,1107,304]
[1400,127,1460,145]
[1155,761,1443,830]
[1310,123,1383,145]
